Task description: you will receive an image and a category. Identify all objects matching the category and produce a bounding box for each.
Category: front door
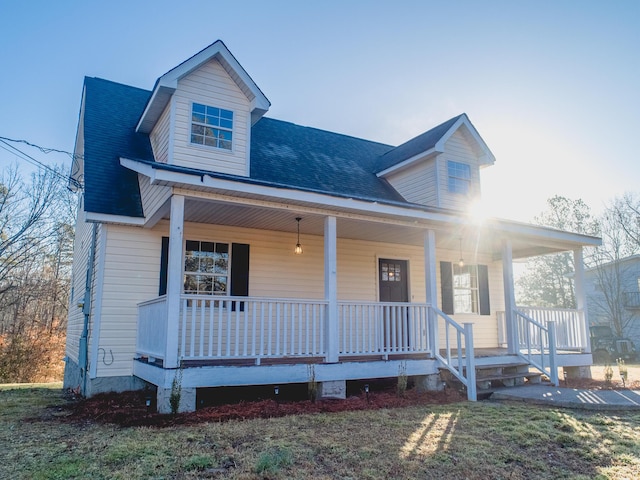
[379,259,409,350]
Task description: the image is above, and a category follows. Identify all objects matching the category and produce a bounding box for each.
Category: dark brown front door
[379,259,409,350]
[379,259,408,303]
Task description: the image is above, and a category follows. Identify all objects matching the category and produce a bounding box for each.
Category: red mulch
[60,387,465,428]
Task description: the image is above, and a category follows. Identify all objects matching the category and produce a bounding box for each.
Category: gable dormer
[376,114,495,211]
[136,40,270,177]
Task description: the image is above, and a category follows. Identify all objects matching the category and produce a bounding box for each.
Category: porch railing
[137,295,167,360]
[338,302,431,357]
[498,307,587,351]
[514,309,559,385]
[432,307,477,401]
[177,296,327,361]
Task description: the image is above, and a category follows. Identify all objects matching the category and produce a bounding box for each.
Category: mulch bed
[560,378,640,391]
[60,386,465,428]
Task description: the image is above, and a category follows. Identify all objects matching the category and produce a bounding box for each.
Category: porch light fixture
[294,217,303,255]
[458,237,464,268]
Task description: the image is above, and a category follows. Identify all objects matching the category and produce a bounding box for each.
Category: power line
[0,136,82,161]
[0,140,82,190]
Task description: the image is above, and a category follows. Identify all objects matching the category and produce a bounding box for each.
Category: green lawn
[0,383,638,479]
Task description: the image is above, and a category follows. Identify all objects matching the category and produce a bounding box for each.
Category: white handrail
[514,309,559,385]
[432,307,477,401]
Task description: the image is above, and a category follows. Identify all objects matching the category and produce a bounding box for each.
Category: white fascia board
[376,148,439,178]
[436,115,496,166]
[488,219,602,247]
[85,211,146,226]
[135,85,175,133]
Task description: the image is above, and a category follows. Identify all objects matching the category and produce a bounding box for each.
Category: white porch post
[573,247,591,353]
[324,215,339,363]
[502,239,518,354]
[164,194,185,368]
[424,229,438,355]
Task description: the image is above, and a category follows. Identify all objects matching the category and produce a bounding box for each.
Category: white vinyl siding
[384,158,439,206]
[438,130,481,210]
[94,225,161,377]
[138,174,171,221]
[172,59,250,176]
[149,103,171,163]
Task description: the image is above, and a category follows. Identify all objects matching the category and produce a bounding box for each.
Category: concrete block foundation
[413,374,445,393]
[157,386,197,414]
[317,380,346,399]
[563,365,592,380]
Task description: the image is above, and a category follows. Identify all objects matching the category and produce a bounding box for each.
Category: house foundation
[563,365,592,380]
[413,373,445,392]
[157,386,197,414]
[317,380,346,399]
[63,358,145,397]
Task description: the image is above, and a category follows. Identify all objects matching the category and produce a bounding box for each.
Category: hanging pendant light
[294,217,303,255]
[458,237,464,267]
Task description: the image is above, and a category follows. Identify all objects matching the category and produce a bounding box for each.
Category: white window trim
[183,239,231,296]
[453,264,479,314]
[447,160,471,195]
[190,102,234,152]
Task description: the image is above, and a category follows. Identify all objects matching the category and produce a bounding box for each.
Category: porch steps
[440,362,545,399]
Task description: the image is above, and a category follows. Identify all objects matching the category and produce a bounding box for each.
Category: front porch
[134,293,591,412]
[128,192,598,412]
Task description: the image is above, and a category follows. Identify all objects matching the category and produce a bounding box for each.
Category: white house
[63,41,601,412]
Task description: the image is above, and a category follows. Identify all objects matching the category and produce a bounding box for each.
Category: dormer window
[191,103,233,150]
[447,161,471,194]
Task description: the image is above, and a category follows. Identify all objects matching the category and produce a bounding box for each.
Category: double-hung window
[453,264,479,314]
[183,240,229,295]
[447,161,471,194]
[190,103,233,150]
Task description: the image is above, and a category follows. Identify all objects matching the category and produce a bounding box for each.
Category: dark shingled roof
[80,77,459,217]
[250,118,403,202]
[375,114,464,173]
[82,77,153,217]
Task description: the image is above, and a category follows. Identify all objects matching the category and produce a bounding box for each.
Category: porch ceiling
[158,197,593,260]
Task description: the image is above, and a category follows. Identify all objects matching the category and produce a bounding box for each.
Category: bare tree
[587,198,640,338]
[0,164,76,382]
[517,196,599,308]
[613,193,640,249]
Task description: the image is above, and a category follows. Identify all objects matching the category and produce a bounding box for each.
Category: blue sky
[0,1,638,222]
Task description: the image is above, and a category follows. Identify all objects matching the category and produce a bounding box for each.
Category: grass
[0,383,639,479]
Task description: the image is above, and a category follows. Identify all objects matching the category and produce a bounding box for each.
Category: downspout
[79,222,98,395]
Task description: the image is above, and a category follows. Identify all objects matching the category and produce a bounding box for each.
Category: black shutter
[230,243,250,311]
[440,261,454,315]
[159,236,169,296]
[478,264,491,315]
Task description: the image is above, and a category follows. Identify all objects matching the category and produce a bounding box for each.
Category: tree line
[0,164,76,382]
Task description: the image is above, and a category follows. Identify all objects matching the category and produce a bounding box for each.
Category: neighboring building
[585,255,640,351]
[64,41,601,412]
